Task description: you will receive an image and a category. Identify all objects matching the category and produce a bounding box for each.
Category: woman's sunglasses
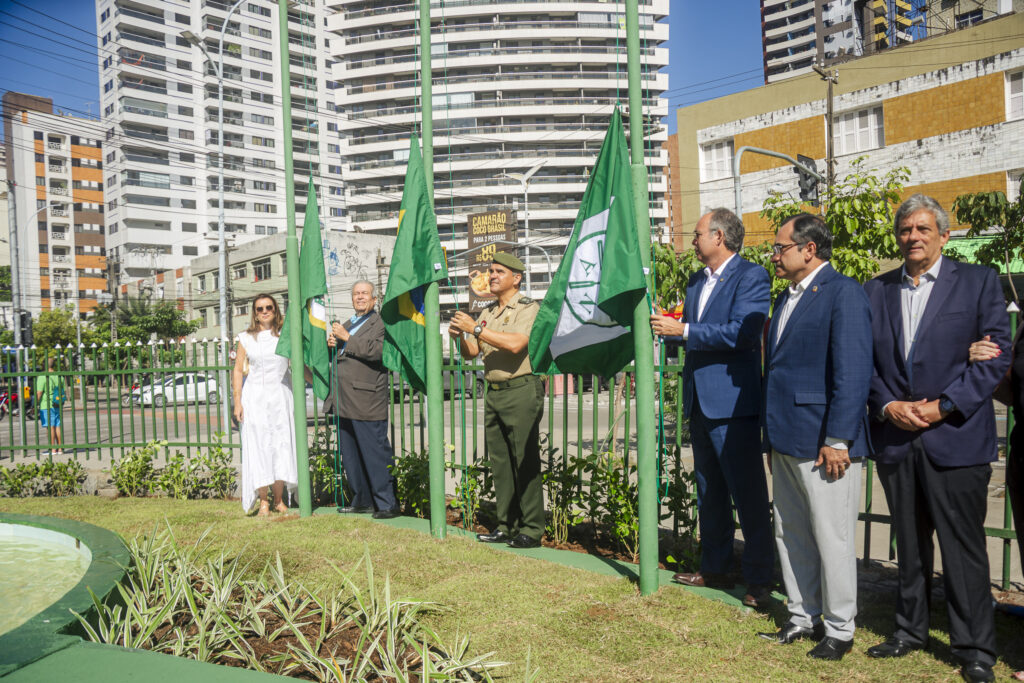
[255,305,275,313]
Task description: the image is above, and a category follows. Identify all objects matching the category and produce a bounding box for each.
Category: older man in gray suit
[324,280,399,519]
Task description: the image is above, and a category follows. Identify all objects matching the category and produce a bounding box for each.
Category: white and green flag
[528,108,647,377]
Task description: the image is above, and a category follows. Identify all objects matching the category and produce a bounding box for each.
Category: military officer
[448,252,544,549]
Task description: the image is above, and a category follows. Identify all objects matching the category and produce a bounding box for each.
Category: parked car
[121,376,160,407]
[137,373,220,407]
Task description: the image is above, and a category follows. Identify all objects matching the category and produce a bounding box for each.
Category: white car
[138,374,220,407]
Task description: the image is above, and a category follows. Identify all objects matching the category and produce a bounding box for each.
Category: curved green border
[0,512,130,676]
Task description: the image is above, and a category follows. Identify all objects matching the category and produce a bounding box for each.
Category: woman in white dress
[232,294,298,516]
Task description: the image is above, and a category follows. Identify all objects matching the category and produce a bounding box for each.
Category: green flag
[528,108,647,376]
[381,135,448,393]
[276,176,330,400]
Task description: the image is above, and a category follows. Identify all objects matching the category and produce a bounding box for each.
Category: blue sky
[0,1,764,136]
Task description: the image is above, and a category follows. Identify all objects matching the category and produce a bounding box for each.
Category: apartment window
[181,199,197,209]
[174,13,189,25]
[266,226,277,235]
[329,186,342,196]
[177,83,193,94]
[178,105,193,116]
[36,176,45,186]
[253,258,272,281]
[176,36,190,47]
[176,59,192,71]
[328,165,341,174]
[179,129,195,140]
[252,136,275,148]
[109,221,118,234]
[248,3,271,17]
[234,303,248,316]
[253,180,276,191]
[328,144,340,153]
[233,264,247,279]
[249,47,272,60]
[179,176,194,186]
[103,80,113,93]
[955,9,984,28]
[249,69,272,82]
[182,222,197,232]
[280,254,287,276]
[1009,71,1023,121]
[252,158,275,169]
[255,224,267,235]
[834,106,884,156]
[248,26,272,39]
[250,113,274,125]
[253,203,277,213]
[104,103,114,116]
[330,207,344,217]
[180,153,195,162]
[250,91,273,103]
[699,140,733,182]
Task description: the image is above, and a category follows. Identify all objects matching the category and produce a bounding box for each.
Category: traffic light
[17,311,32,346]
[794,154,820,207]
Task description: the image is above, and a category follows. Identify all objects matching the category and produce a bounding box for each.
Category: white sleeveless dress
[238,329,298,512]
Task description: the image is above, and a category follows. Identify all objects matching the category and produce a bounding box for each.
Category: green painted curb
[0,512,131,677]
[310,507,771,610]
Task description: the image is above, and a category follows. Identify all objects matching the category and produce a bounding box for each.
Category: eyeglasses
[770,242,803,256]
[255,305,275,313]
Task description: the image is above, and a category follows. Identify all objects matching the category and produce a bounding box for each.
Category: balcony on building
[116,25,165,49]
[114,1,165,27]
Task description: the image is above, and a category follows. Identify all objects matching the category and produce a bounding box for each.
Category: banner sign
[467,209,516,314]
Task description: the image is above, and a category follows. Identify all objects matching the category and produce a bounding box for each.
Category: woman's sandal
[258,501,271,517]
[274,503,288,514]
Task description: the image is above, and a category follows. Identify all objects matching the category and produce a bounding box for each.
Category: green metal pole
[278,0,312,517]
[420,0,446,538]
[625,0,659,595]
[1004,306,1018,589]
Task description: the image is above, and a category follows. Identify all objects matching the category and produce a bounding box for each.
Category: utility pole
[107,255,119,343]
[6,180,20,349]
[812,63,838,198]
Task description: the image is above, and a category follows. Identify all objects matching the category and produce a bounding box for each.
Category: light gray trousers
[772,450,861,640]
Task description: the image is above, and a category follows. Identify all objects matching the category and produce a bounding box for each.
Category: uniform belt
[487,374,537,391]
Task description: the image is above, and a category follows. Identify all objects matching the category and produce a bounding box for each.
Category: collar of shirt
[702,252,736,282]
[787,261,830,299]
[901,255,943,287]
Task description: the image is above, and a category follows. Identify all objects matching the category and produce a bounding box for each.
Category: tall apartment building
[95,0,344,291]
[326,0,669,307]
[762,0,1021,84]
[677,12,1024,244]
[3,92,108,318]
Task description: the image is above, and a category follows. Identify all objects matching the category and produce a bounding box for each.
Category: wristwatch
[939,395,955,416]
[472,324,483,338]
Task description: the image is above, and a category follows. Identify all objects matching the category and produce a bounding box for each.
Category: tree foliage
[758,157,908,294]
[0,266,11,303]
[90,296,200,344]
[952,176,1024,304]
[32,306,80,349]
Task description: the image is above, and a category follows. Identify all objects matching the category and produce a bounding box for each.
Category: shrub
[391,448,430,518]
[157,451,203,500]
[108,440,164,497]
[198,432,236,499]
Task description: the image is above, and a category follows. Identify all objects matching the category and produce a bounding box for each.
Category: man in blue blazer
[864,195,1009,683]
[650,208,774,608]
[759,213,872,661]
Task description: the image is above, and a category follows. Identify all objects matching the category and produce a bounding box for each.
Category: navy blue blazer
[865,259,1010,466]
[763,263,873,459]
[670,256,769,420]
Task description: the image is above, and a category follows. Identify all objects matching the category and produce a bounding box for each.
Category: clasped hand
[448,311,476,337]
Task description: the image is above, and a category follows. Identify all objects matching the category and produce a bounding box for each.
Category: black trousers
[877,438,996,666]
[1008,429,1024,580]
[338,418,397,512]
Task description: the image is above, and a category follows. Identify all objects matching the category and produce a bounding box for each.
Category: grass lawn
[4,497,1023,682]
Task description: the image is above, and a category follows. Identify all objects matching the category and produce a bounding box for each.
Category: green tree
[0,266,11,302]
[89,296,200,344]
[758,157,908,296]
[652,242,701,311]
[32,306,79,349]
[952,176,1024,304]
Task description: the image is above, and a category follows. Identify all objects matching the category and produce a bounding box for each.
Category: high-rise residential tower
[95,0,344,290]
[3,91,108,318]
[327,1,669,307]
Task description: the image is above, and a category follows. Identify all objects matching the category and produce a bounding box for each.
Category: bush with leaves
[953,176,1024,304]
[306,426,345,506]
[391,448,430,518]
[540,441,586,546]
[659,447,700,572]
[198,432,236,499]
[108,440,164,497]
[0,461,86,497]
[157,452,203,500]
[581,453,640,562]
[451,461,483,530]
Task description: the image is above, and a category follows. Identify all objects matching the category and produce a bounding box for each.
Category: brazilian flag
[381,135,447,392]
[276,176,330,400]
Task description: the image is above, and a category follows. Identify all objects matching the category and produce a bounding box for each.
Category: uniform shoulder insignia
[518,297,534,304]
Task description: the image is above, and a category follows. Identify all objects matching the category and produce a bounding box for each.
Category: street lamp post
[498,160,546,297]
[181,1,245,430]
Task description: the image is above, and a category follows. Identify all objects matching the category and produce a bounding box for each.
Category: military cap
[491,252,525,272]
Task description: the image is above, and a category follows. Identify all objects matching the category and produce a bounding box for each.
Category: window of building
[234,303,248,316]
[699,139,733,182]
[174,13,189,25]
[280,254,287,276]
[249,47,272,60]
[179,129,195,140]
[834,106,884,155]
[253,203,277,213]
[233,264,247,279]
[251,136,275,148]
[955,9,984,28]
[266,226,278,235]
[182,222,197,232]
[253,180,276,191]
[178,105,193,117]
[248,3,271,17]
[248,26,272,39]
[176,59,191,71]
[253,258,272,281]
[250,113,274,125]
[198,308,207,327]
[181,199,197,209]
[330,207,344,217]
[249,69,273,82]
[180,152,195,162]
[1009,71,1023,121]
[177,83,193,94]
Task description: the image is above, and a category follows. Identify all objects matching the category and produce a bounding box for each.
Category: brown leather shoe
[742,584,774,609]
[671,571,735,589]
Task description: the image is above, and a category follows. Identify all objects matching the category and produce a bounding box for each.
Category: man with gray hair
[864,194,1009,682]
[324,280,399,519]
[650,208,774,608]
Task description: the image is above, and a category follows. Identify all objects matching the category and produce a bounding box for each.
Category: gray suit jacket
[323,311,389,422]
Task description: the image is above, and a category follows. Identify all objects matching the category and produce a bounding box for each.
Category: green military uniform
[476,274,545,541]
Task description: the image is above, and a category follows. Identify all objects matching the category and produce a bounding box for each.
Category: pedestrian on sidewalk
[35,353,66,456]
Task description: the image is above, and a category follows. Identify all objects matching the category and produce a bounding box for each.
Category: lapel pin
[812,285,818,292]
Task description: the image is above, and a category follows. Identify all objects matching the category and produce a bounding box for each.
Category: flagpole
[278,0,312,517]
[625,0,659,595]
[419,0,446,538]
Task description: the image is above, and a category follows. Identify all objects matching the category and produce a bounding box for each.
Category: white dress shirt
[683,253,736,339]
[773,261,848,450]
[900,256,943,360]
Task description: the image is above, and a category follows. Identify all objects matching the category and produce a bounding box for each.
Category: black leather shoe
[758,622,825,644]
[337,505,373,514]
[742,584,774,609]
[372,509,400,520]
[960,661,995,683]
[866,637,926,659]
[807,636,853,661]
[506,534,541,549]
[476,530,511,543]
